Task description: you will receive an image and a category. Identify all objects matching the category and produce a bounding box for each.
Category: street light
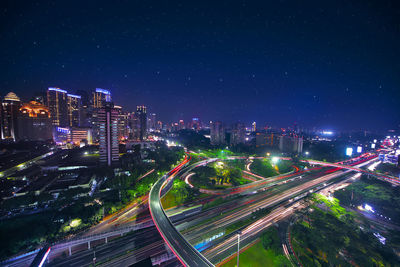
[237,230,241,267]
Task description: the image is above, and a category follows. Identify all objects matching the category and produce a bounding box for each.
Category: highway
[149,155,214,267]
[3,153,382,267]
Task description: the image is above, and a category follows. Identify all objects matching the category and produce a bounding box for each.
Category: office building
[191,118,201,130]
[210,121,225,145]
[1,92,21,141]
[67,94,82,127]
[92,88,111,108]
[230,122,245,145]
[136,105,147,140]
[279,135,303,154]
[68,127,92,146]
[255,132,279,147]
[17,101,52,141]
[47,87,68,127]
[98,102,119,166]
[251,122,256,132]
[148,113,157,131]
[115,105,129,141]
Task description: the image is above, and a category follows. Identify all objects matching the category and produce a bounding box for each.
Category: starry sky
[1,1,399,131]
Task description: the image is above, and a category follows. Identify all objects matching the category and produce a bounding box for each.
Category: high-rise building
[251,122,256,132]
[1,92,21,141]
[210,121,225,145]
[136,105,147,140]
[98,102,119,166]
[75,90,91,127]
[157,121,163,131]
[17,101,52,141]
[179,119,185,130]
[115,105,129,141]
[255,132,279,147]
[128,112,140,140]
[92,88,111,109]
[191,118,201,130]
[279,136,303,154]
[67,94,82,127]
[47,87,68,127]
[230,122,245,145]
[148,113,157,132]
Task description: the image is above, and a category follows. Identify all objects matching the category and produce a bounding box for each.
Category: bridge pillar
[105,236,108,243]
[69,246,72,256]
[88,241,91,249]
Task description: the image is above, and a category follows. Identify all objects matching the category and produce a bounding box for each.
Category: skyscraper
[230,122,245,145]
[136,105,147,140]
[210,121,225,145]
[98,102,119,166]
[251,122,256,132]
[67,94,82,127]
[279,136,303,154]
[115,105,129,141]
[1,92,21,141]
[92,88,111,109]
[148,113,156,132]
[47,87,68,127]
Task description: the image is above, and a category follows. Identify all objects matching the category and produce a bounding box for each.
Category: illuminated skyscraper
[92,88,111,108]
[1,92,21,141]
[114,105,129,141]
[98,102,119,166]
[136,105,147,140]
[191,117,201,130]
[251,122,256,132]
[148,113,157,131]
[67,94,82,127]
[47,87,68,127]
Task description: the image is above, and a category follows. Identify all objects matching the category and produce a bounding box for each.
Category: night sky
[1,1,399,131]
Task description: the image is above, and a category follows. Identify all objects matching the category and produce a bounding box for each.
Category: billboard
[346,147,353,156]
[357,146,362,153]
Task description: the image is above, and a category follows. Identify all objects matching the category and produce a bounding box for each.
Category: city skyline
[1,1,399,130]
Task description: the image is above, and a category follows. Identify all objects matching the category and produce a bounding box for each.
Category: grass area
[161,189,181,209]
[222,240,276,267]
[313,193,351,219]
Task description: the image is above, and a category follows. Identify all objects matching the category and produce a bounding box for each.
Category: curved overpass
[149,155,214,267]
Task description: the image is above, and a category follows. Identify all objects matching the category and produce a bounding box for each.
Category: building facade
[92,88,111,109]
[67,94,82,127]
[210,121,225,145]
[47,87,68,127]
[1,92,21,141]
[17,101,52,141]
[230,122,245,145]
[98,102,119,166]
[136,105,147,141]
[279,135,303,154]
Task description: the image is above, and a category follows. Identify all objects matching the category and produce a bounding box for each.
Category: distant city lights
[346,147,353,156]
[357,146,362,153]
[322,131,333,135]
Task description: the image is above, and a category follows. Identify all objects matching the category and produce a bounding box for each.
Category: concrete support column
[88,241,91,249]
[69,246,72,256]
[105,236,108,243]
